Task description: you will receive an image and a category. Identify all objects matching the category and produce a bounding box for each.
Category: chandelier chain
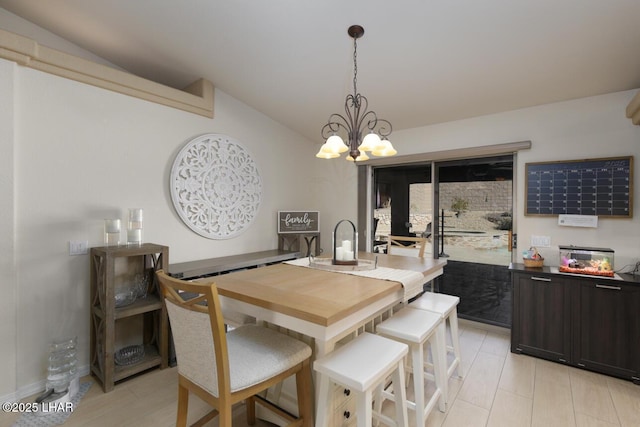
[353,36,358,100]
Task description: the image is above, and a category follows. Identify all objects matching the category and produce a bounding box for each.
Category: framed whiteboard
[525,156,632,217]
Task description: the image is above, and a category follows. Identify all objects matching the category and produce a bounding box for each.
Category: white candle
[335,247,344,261]
[344,250,354,261]
[128,208,144,229]
[129,208,143,221]
[342,240,352,252]
[105,219,120,233]
[127,228,142,244]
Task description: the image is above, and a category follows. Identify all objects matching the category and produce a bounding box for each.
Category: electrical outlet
[69,240,88,255]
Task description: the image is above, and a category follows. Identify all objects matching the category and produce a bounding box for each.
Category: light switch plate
[531,235,551,248]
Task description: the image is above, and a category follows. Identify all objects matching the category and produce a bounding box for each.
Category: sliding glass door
[370,155,515,327]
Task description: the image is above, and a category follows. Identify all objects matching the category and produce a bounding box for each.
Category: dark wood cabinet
[573,280,640,381]
[512,272,572,363]
[511,265,640,384]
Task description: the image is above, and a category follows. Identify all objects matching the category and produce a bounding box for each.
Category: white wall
[1,58,324,401]
[391,90,640,267]
[0,58,17,400]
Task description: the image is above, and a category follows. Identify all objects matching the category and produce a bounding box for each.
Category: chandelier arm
[344,94,357,131]
[373,118,393,138]
[358,110,378,133]
[350,93,365,133]
[321,114,350,139]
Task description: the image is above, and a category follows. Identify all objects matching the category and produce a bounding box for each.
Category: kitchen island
[211,252,447,356]
[205,252,447,425]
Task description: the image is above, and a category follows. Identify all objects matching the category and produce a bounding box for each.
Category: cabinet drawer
[331,382,353,408]
[333,394,357,427]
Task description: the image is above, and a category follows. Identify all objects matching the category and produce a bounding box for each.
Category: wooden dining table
[200,251,447,425]
[210,251,447,357]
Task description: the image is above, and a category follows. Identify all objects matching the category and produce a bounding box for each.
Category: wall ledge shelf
[0,28,214,118]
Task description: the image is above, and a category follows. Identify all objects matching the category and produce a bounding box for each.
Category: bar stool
[314,332,409,427]
[376,307,446,427]
[410,292,463,387]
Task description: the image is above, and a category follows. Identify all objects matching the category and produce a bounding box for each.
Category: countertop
[509,263,640,284]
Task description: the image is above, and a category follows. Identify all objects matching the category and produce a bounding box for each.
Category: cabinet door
[512,273,571,363]
[573,281,640,382]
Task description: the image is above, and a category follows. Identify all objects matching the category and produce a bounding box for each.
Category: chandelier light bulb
[371,139,397,157]
[346,151,370,162]
[316,148,340,159]
[326,134,348,153]
[358,132,381,152]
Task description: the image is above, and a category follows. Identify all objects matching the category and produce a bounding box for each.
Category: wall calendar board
[525,156,633,217]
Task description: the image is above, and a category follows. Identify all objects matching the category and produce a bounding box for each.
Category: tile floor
[2,320,638,427]
[413,320,640,427]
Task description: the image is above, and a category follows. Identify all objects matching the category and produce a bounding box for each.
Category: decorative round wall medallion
[170,134,262,239]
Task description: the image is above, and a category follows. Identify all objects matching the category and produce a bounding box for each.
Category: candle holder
[127,208,143,245]
[332,219,358,265]
[104,219,121,246]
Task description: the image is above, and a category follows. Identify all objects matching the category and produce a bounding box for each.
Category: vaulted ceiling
[2,1,640,144]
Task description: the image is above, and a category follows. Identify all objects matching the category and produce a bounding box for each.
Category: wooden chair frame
[156,270,313,427]
[387,235,428,258]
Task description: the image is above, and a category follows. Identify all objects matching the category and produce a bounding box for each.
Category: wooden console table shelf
[90,243,169,392]
[167,249,300,279]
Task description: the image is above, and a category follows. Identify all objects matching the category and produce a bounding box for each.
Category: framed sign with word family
[278,211,320,233]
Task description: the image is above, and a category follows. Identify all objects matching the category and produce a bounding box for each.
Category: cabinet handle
[343,410,351,419]
[595,284,621,291]
[343,388,351,396]
[531,276,551,282]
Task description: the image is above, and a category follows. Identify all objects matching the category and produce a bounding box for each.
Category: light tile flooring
[417,320,640,427]
[2,320,639,427]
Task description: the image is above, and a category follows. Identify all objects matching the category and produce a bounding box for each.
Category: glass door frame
[358,143,524,264]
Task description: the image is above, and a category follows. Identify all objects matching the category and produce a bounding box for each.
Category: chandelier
[317,25,397,162]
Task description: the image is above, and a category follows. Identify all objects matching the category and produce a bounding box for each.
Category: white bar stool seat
[410,292,463,386]
[314,332,409,427]
[376,307,446,427]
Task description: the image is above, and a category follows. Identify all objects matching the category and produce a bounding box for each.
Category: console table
[167,249,300,279]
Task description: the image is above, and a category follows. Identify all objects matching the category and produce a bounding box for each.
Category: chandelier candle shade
[317,25,397,162]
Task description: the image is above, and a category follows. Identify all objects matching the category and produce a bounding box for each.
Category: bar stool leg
[434,323,447,412]
[357,389,374,427]
[411,343,427,427]
[391,360,409,427]
[449,310,463,378]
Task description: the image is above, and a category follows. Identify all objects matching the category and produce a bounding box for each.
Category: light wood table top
[209,252,447,327]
